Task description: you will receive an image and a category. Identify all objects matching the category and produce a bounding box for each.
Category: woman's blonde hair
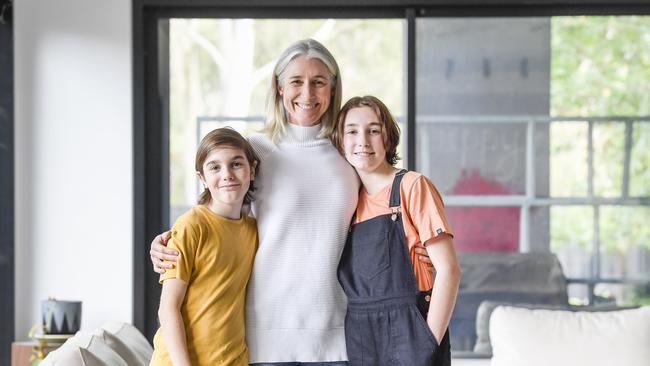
[265,39,342,143]
[195,128,260,205]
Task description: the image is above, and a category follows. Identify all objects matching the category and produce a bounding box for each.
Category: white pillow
[40,347,106,366]
[490,306,650,366]
[101,322,153,365]
[93,329,145,366]
[59,332,128,366]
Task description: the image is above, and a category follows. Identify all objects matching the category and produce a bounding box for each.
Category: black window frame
[133,0,650,340]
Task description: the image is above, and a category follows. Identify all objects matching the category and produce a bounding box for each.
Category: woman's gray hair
[264,39,342,144]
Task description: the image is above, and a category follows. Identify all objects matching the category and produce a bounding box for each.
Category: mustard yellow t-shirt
[150,205,258,366]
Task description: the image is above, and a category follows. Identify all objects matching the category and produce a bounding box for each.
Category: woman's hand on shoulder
[150,231,178,274]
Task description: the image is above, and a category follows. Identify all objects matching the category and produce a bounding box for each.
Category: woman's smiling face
[278,55,333,126]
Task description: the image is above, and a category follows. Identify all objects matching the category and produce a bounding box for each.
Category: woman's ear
[277,78,284,96]
[250,161,258,181]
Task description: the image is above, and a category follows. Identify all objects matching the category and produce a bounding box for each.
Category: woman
[150,39,432,365]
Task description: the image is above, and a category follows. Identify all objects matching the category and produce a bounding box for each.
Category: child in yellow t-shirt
[333,96,461,366]
[150,128,259,366]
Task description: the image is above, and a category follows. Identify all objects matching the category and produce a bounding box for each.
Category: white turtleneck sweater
[246,123,359,363]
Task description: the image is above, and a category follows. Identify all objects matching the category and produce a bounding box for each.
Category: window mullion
[520,119,536,253]
[588,120,594,197]
[587,120,598,304]
[591,204,601,304]
[622,119,633,198]
[405,8,416,171]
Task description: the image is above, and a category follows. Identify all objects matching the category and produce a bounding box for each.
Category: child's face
[341,106,388,173]
[197,146,256,210]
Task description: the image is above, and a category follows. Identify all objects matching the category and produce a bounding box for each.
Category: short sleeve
[405,175,454,246]
[158,218,198,284]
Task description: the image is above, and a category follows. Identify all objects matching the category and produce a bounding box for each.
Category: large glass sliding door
[135,3,650,349]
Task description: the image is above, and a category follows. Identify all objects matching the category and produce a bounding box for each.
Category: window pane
[550,16,650,117]
[550,122,588,197]
[416,17,551,255]
[594,283,650,306]
[447,206,519,252]
[551,206,594,278]
[551,15,650,198]
[593,122,625,197]
[415,17,550,196]
[169,18,404,223]
[529,206,550,252]
[419,122,528,196]
[599,206,650,280]
[630,122,650,197]
[567,283,590,305]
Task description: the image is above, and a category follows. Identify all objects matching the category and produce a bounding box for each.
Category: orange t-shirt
[353,171,453,291]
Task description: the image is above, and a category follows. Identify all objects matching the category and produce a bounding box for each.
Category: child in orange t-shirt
[333,96,461,366]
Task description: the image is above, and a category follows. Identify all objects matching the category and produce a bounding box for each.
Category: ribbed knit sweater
[246,123,359,363]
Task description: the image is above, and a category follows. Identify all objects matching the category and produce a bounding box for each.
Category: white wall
[14,0,133,340]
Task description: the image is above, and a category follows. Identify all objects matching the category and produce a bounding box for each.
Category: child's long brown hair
[332,96,401,166]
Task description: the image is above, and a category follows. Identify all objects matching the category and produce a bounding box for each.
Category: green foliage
[549,122,588,197]
[551,16,650,116]
[630,122,650,196]
[550,206,594,251]
[593,122,625,197]
[630,289,650,306]
[600,206,650,253]
[550,16,650,263]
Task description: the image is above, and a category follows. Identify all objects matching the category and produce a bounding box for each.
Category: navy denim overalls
[337,170,451,366]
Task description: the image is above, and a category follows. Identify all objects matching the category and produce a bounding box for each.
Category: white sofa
[40,307,650,366]
[452,358,491,366]
[40,322,153,366]
[454,305,650,366]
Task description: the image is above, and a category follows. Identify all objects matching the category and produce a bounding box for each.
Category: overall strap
[389,169,408,208]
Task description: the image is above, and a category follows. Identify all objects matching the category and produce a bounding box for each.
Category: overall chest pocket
[351,230,391,280]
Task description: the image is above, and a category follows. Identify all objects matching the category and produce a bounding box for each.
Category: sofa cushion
[42,332,127,366]
[40,347,106,366]
[93,329,147,366]
[490,305,650,366]
[101,321,153,364]
[473,301,568,354]
[473,301,636,355]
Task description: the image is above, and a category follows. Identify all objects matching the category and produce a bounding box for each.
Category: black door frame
[0,0,13,364]
[133,0,650,340]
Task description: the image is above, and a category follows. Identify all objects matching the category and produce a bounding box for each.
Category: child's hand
[150,231,178,273]
[414,246,434,272]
